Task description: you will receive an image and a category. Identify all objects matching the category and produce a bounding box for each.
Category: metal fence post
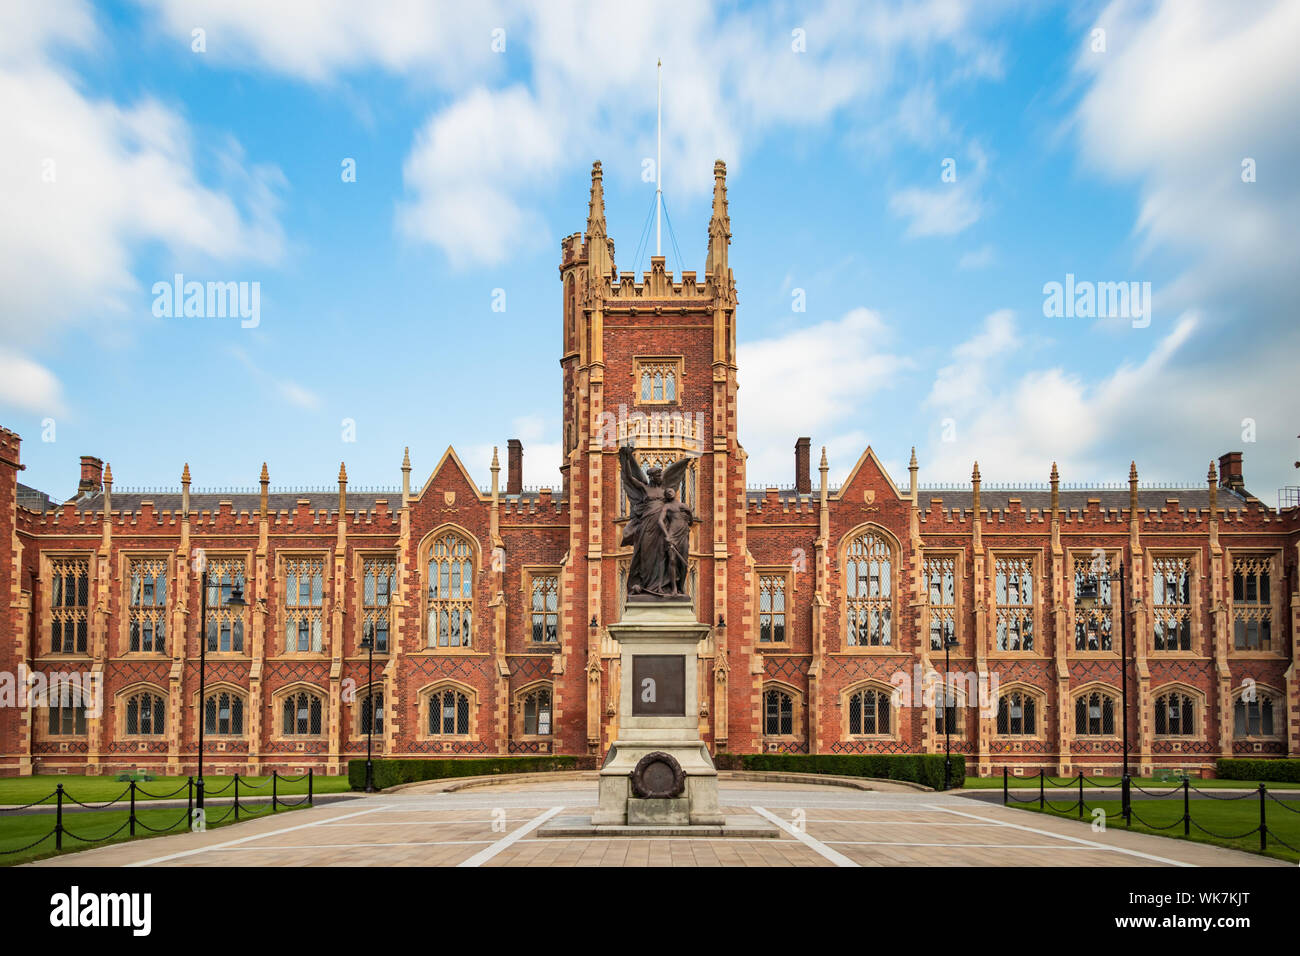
[1078,772,1084,819]
[129,780,136,837]
[233,772,240,822]
[1122,775,1131,827]
[1002,767,1008,806]
[1259,783,1267,853]
[187,776,193,822]
[272,771,278,813]
[55,784,64,851]
[1039,770,1044,810]
[1183,778,1190,836]
[308,768,314,807]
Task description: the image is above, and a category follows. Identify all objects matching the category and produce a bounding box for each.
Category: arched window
[996,691,1038,736]
[282,691,324,736]
[520,686,552,736]
[427,532,474,648]
[1233,690,1278,738]
[848,686,891,736]
[1074,690,1116,736]
[428,687,471,736]
[204,691,244,736]
[1154,691,1195,736]
[845,531,892,646]
[360,689,384,735]
[125,691,166,735]
[764,688,794,736]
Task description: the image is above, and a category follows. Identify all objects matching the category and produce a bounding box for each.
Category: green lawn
[1007,795,1300,863]
[959,775,1300,790]
[0,773,352,806]
[0,799,312,867]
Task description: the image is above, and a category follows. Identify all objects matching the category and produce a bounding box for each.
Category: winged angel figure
[618,445,694,599]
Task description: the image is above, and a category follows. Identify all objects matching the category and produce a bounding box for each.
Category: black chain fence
[0,770,313,858]
[1001,767,1295,857]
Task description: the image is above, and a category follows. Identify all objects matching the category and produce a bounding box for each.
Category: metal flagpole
[656,58,662,258]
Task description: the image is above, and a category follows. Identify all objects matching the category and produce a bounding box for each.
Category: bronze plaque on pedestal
[631,654,686,716]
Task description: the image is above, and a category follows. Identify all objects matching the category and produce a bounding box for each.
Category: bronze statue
[619,445,694,599]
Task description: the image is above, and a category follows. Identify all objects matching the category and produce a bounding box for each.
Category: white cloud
[889,140,987,237]
[1074,0,1300,317]
[957,244,994,269]
[136,0,510,84]
[228,347,320,410]
[0,0,285,426]
[0,350,65,415]
[925,309,1015,408]
[397,86,562,267]
[140,0,1010,266]
[1061,0,1300,494]
[738,308,909,483]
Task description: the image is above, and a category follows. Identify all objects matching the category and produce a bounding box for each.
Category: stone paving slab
[21,781,1289,868]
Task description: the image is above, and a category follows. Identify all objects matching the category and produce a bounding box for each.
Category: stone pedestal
[590,597,725,827]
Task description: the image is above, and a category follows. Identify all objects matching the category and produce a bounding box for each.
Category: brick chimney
[1218,451,1245,492]
[507,439,523,495]
[78,455,104,495]
[794,437,811,494]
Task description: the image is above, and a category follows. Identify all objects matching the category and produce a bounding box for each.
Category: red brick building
[2,161,1297,778]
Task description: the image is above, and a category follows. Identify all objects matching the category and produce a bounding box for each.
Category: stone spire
[102,463,113,518]
[338,462,348,515]
[182,462,191,517]
[1050,461,1059,517]
[586,160,606,239]
[1129,460,1139,517]
[705,159,731,278]
[1208,460,1218,516]
[401,447,411,505]
[971,461,981,519]
[908,447,918,503]
[259,462,269,517]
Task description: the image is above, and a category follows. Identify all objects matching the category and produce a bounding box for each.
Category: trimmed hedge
[712,753,964,790]
[348,755,596,791]
[1216,758,1300,784]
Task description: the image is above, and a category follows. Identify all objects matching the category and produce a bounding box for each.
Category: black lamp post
[360,633,377,793]
[942,622,959,791]
[1077,560,1130,822]
[196,567,244,814]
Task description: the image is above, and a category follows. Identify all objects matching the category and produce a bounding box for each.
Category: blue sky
[3,1,1298,502]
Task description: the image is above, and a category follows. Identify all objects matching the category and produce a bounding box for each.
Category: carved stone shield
[864,489,876,504]
[443,491,456,506]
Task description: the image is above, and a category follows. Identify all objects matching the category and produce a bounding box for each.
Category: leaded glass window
[363,557,396,653]
[764,688,794,736]
[284,557,325,653]
[206,557,247,652]
[427,533,474,648]
[128,557,167,652]
[1151,555,1192,651]
[530,574,559,644]
[995,557,1034,651]
[50,557,90,654]
[848,687,891,735]
[845,532,891,647]
[758,574,787,643]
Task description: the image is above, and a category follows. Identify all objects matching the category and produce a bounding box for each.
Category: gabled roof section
[415,446,488,503]
[833,446,906,502]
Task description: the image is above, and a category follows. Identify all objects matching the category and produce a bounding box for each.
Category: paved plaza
[25,777,1285,868]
